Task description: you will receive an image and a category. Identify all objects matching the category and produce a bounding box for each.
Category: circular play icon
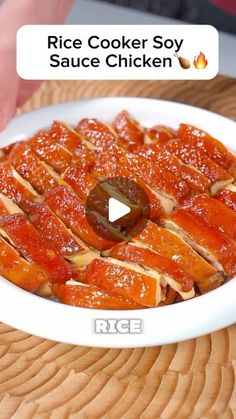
[85,177,150,242]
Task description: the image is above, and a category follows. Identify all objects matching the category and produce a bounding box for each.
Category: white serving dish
[0,97,235,348]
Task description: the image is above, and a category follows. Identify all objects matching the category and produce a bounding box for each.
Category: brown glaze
[9,142,58,194]
[52,283,145,309]
[0,236,48,292]
[184,194,236,240]
[178,124,236,177]
[84,258,160,307]
[216,189,236,212]
[29,202,85,256]
[0,213,74,283]
[134,220,222,293]
[113,110,144,150]
[0,162,38,213]
[164,139,233,184]
[45,185,117,251]
[163,209,236,278]
[29,130,72,174]
[77,118,118,148]
[135,143,211,194]
[107,243,194,292]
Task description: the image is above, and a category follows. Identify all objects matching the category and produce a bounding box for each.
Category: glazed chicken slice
[164,139,233,194]
[77,119,190,208]
[125,151,190,206]
[83,257,165,307]
[8,142,59,194]
[29,202,97,267]
[183,194,236,240]
[92,153,164,220]
[52,282,145,309]
[63,162,141,228]
[134,143,211,194]
[50,121,87,152]
[77,118,118,148]
[145,125,177,144]
[133,220,223,293]
[0,213,74,284]
[6,144,131,249]
[216,189,236,212]
[178,124,236,177]
[112,111,145,150]
[0,235,49,293]
[94,146,181,213]
[57,118,188,211]
[0,175,96,269]
[44,185,118,251]
[28,130,73,174]
[63,162,100,201]
[0,162,39,213]
[105,243,194,298]
[9,140,110,224]
[162,209,236,278]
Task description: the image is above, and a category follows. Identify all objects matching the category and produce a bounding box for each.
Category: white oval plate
[0,97,235,348]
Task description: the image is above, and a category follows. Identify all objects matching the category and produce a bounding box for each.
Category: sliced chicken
[0,213,74,284]
[63,162,100,201]
[77,118,118,148]
[105,243,194,298]
[125,151,190,205]
[50,121,86,152]
[133,220,223,293]
[9,142,59,194]
[162,209,236,278]
[93,152,164,219]
[183,194,236,240]
[83,257,165,307]
[28,130,72,174]
[0,162,39,213]
[145,125,177,144]
[76,120,190,208]
[93,146,176,214]
[44,185,117,251]
[52,282,145,309]
[0,113,235,310]
[134,143,211,194]
[0,235,49,293]
[112,110,144,150]
[178,123,236,177]
[216,189,236,212]
[29,202,97,267]
[164,139,233,194]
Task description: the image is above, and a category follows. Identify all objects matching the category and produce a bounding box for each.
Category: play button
[85,177,150,242]
[108,198,131,222]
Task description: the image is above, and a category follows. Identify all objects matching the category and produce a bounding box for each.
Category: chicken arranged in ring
[0,111,235,309]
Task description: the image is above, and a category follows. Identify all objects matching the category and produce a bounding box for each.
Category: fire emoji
[194,52,208,69]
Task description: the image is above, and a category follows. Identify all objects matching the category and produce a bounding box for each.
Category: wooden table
[0,78,235,418]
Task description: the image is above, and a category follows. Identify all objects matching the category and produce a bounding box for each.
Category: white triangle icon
[108,198,131,223]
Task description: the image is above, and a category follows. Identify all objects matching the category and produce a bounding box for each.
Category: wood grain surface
[0,77,236,418]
